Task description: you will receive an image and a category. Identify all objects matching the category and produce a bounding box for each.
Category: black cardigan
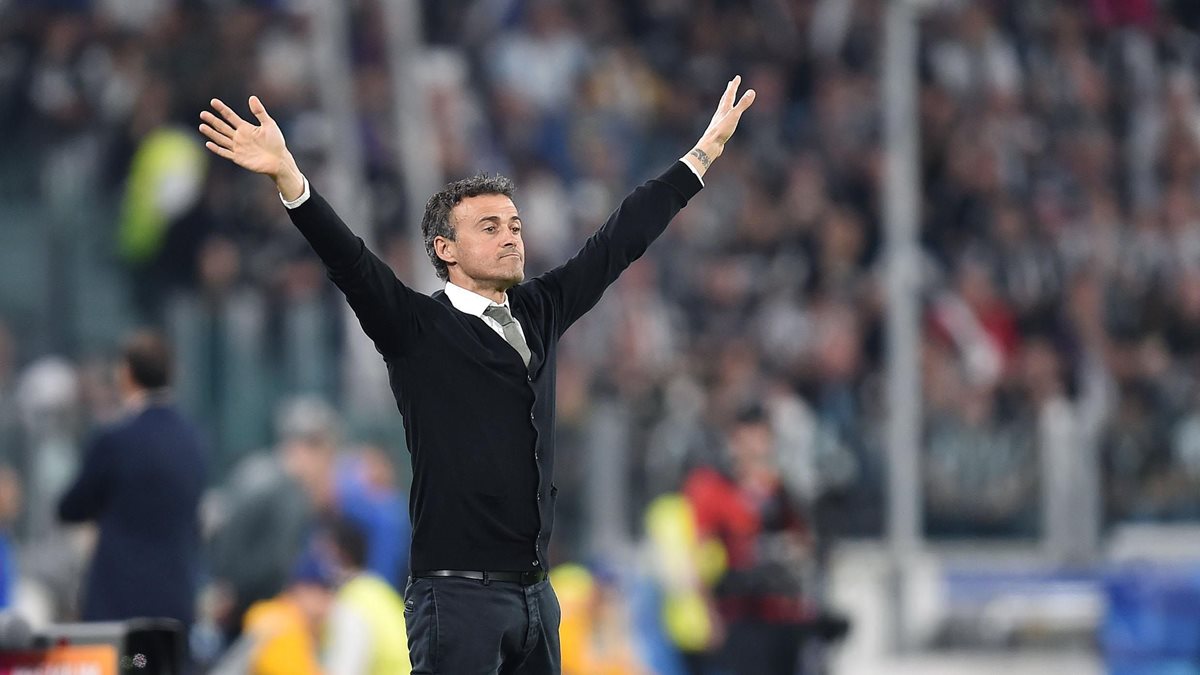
[287,161,703,571]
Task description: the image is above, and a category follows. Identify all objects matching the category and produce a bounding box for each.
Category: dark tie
[483,305,531,367]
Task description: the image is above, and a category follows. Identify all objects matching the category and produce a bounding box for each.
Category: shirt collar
[444,281,510,318]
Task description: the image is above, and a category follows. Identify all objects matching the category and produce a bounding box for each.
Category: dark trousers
[720,620,806,675]
[404,576,561,674]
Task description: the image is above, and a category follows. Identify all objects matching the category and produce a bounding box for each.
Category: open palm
[198,96,288,177]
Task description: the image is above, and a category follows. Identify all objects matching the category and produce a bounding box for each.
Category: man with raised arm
[198,77,754,674]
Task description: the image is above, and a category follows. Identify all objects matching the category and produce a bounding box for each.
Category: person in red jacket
[683,404,818,675]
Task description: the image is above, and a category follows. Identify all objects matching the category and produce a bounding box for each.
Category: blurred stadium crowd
[2,0,1200,672]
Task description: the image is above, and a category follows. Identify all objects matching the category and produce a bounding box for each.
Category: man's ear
[434,236,456,267]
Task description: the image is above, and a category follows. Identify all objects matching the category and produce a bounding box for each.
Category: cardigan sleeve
[529,161,702,337]
[286,186,423,356]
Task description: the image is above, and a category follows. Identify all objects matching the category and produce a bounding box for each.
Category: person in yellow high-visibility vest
[552,563,650,675]
[323,519,410,675]
[239,547,337,675]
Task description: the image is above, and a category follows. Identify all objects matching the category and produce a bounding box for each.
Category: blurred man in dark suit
[59,330,206,627]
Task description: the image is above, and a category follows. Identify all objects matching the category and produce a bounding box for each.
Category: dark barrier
[0,617,184,675]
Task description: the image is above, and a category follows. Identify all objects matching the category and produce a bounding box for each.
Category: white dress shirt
[279,175,311,208]
[443,281,528,345]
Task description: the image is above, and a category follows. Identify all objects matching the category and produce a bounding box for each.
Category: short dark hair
[420,174,516,281]
[732,403,769,427]
[122,330,172,390]
[329,517,368,569]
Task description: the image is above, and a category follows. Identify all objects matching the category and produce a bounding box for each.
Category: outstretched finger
[200,110,236,138]
[204,141,235,161]
[199,123,233,148]
[211,98,248,130]
[248,95,272,125]
[720,75,740,112]
[732,88,756,114]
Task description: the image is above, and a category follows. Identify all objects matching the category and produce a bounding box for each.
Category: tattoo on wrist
[690,148,711,170]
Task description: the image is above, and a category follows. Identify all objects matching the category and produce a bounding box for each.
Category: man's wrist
[279,175,310,209]
[273,153,305,202]
[683,144,721,179]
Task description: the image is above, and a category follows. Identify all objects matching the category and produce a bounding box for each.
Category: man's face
[292,583,334,631]
[280,437,335,506]
[730,421,773,464]
[438,194,525,289]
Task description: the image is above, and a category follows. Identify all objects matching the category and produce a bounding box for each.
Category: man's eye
[485,226,496,233]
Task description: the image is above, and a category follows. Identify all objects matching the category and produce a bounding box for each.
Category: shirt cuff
[280,176,311,209]
[679,156,705,187]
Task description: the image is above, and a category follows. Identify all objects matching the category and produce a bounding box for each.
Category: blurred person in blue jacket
[58,330,206,627]
[334,443,409,589]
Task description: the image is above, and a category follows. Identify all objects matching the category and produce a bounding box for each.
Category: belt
[413,569,548,586]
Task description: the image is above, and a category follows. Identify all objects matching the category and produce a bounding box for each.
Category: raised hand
[685,75,756,177]
[199,96,304,199]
